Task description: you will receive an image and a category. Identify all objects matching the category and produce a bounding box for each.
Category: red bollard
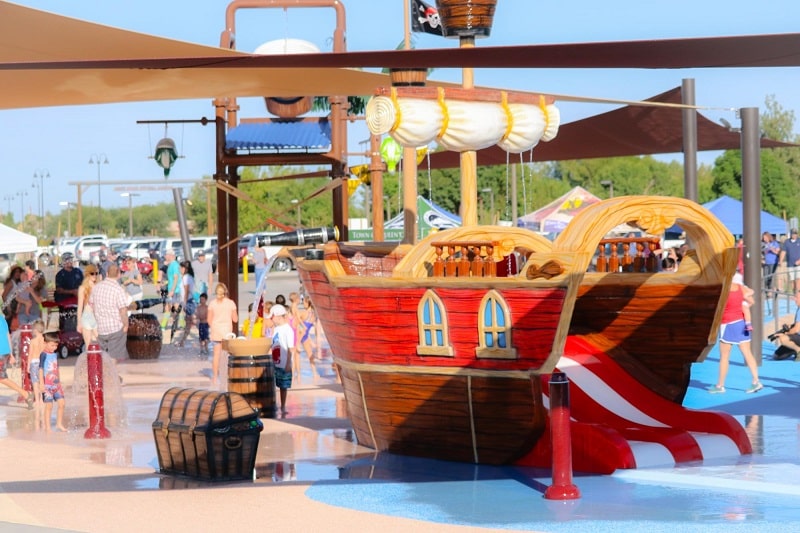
[17,323,33,403]
[544,371,580,500]
[84,343,111,439]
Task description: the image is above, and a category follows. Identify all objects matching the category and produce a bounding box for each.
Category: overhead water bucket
[435,0,498,38]
[254,38,320,117]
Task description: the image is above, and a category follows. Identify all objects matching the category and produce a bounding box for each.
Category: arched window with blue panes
[416,290,454,356]
[476,290,517,359]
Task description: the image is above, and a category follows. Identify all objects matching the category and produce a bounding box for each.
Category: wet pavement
[1,274,799,532]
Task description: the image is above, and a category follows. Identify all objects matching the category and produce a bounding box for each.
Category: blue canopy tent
[670,195,787,236]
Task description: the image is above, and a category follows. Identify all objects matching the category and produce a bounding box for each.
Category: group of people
[237,291,321,415]
[2,260,48,331]
[160,248,216,349]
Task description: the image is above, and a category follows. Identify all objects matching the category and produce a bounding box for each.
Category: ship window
[476,290,517,359]
[416,290,454,357]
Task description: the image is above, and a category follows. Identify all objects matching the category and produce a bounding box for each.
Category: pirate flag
[411,0,444,36]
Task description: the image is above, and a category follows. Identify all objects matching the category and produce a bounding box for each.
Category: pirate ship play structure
[296,0,751,474]
[3,0,776,474]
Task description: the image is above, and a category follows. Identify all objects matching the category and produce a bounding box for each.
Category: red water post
[84,343,111,439]
[17,323,33,402]
[544,371,580,500]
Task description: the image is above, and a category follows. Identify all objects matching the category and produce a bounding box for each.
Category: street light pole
[120,193,139,237]
[290,199,301,227]
[4,195,13,223]
[33,169,50,235]
[89,153,109,233]
[16,190,27,227]
[59,201,75,236]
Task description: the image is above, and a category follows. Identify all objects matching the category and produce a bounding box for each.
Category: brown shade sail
[3,3,800,110]
[426,87,798,169]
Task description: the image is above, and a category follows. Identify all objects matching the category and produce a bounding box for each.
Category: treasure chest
[152,387,263,481]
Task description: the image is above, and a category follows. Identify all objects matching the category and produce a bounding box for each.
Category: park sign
[348,196,461,241]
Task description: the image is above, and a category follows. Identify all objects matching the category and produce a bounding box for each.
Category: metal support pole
[682,78,698,202]
[741,107,762,363]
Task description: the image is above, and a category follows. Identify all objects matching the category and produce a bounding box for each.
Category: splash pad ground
[1,272,798,532]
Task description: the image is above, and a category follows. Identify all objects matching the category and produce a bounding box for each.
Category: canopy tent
[518,186,602,233]
[349,196,461,241]
[0,223,37,254]
[669,195,788,237]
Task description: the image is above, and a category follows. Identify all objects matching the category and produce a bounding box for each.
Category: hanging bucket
[435,0,498,38]
[254,38,320,118]
[390,68,428,87]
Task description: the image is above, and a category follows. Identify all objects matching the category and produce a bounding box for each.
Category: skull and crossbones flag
[410,0,444,36]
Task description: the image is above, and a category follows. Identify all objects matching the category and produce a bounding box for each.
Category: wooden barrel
[225,338,276,418]
[255,39,319,118]
[265,96,312,118]
[436,0,497,38]
[127,313,162,360]
[390,68,427,87]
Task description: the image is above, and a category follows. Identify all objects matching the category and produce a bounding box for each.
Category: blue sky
[3,0,800,223]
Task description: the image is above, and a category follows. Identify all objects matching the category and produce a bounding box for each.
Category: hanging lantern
[154,137,178,178]
[380,137,402,173]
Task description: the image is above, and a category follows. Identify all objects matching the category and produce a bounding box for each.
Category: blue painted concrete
[307,312,800,531]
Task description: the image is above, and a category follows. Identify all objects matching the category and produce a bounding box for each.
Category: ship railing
[594,237,662,273]
[430,240,499,278]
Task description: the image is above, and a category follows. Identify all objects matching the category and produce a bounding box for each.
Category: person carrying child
[39,331,67,432]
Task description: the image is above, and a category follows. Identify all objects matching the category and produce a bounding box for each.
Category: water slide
[519,336,752,474]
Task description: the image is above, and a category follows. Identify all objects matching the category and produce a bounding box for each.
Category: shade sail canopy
[427,87,798,168]
[4,3,800,111]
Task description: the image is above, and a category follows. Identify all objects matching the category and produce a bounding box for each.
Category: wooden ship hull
[298,196,750,472]
[298,227,586,465]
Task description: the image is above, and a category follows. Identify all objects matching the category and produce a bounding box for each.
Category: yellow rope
[390,87,402,133]
[500,91,514,142]
[539,94,550,132]
[436,87,449,140]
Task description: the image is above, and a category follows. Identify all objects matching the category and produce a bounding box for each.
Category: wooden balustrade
[594,237,662,273]
[431,240,497,278]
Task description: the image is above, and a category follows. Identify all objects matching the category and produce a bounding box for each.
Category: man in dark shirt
[779,228,800,291]
[54,253,83,304]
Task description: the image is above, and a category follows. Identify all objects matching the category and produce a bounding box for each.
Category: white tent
[0,223,37,254]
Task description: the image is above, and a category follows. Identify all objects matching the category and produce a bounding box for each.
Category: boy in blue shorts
[39,331,66,432]
[268,304,294,416]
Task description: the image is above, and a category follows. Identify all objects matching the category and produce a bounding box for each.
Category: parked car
[72,234,109,265]
[118,238,161,261]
